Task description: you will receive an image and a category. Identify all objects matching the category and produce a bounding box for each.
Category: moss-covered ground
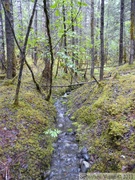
[67,64,135,173]
[0,63,57,179]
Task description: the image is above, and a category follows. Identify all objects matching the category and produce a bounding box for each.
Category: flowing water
[45,94,80,180]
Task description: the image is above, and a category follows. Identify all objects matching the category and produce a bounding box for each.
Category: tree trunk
[62,0,68,73]
[43,0,55,101]
[34,6,38,65]
[0,1,5,71]
[71,0,75,63]
[90,0,95,77]
[16,0,23,46]
[3,0,16,79]
[129,0,135,64]
[100,0,104,81]
[119,0,125,65]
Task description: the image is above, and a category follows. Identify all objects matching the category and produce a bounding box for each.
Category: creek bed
[45,94,79,180]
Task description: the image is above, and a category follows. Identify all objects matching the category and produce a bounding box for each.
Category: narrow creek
[45,93,91,180]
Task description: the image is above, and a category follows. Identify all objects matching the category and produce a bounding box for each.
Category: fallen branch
[42,81,96,88]
[92,76,101,86]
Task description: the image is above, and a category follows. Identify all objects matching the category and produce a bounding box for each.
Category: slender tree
[0,1,5,71]
[3,0,16,79]
[100,0,104,81]
[43,0,55,101]
[62,0,68,73]
[14,0,38,105]
[90,0,95,77]
[129,0,135,64]
[119,0,125,65]
[16,0,23,46]
[33,5,38,65]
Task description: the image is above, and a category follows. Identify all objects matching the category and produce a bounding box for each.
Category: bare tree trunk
[3,0,16,79]
[43,0,55,101]
[71,0,75,63]
[0,1,5,71]
[90,0,95,77]
[129,0,135,64]
[16,0,23,46]
[119,0,125,65]
[100,0,104,81]
[33,6,38,65]
[62,0,68,73]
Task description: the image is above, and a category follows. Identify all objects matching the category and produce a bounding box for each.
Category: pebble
[80,161,90,173]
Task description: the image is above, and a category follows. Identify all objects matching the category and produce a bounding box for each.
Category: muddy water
[46,94,79,180]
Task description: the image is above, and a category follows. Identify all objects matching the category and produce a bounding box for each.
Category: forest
[0,0,135,179]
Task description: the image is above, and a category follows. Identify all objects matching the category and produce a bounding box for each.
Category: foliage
[44,128,61,138]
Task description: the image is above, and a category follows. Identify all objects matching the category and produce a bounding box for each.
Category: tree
[62,0,68,73]
[119,0,125,65]
[43,0,55,101]
[14,0,38,105]
[33,5,38,65]
[129,0,135,64]
[3,0,16,79]
[16,0,23,47]
[100,0,104,81]
[90,0,95,77]
[0,1,5,71]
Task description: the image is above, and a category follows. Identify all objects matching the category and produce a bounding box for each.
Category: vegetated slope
[67,64,135,173]
[0,69,56,179]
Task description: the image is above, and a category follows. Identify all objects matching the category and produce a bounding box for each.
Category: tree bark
[0,1,5,71]
[129,0,135,64]
[43,0,55,101]
[90,0,95,77]
[119,0,125,65]
[33,6,38,65]
[16,0,23,46]
[62,0,68,73]
[3,0,16,79]
[100,0,104,81]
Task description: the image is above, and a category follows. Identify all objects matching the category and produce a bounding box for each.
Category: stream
[45,93,91,180]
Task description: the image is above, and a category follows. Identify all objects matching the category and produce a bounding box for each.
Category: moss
[67,67,135,173]
[0,69,56,179]
[107,121,128,142]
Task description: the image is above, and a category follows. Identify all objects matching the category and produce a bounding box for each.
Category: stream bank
[45,93,91,180]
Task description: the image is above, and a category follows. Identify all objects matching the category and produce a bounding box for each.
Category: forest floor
[0,64,57,179]
[0,62,135,179]
[67,63,135,173]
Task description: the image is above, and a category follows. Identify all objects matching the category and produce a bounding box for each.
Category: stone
[80,161,90,173]
[58,124,63,128]
[81,147,88,154]
[82,153,90,161]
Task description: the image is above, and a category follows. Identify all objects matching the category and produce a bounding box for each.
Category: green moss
[67,67,135,173]
[0,70,56,179]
